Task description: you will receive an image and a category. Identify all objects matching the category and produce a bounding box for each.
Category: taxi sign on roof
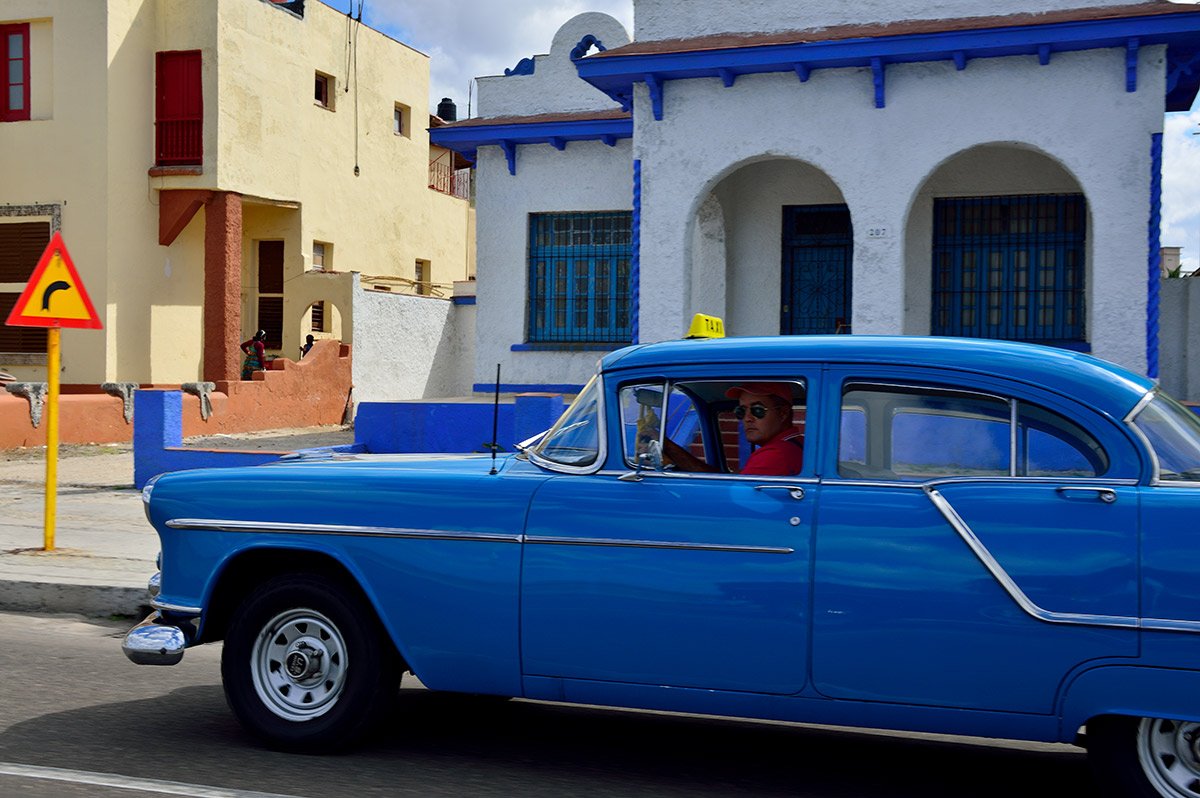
[685,313,724,339]
[5,232,102,329]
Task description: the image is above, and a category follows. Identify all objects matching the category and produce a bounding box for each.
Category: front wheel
[1089,715,1200,798]
[221,573,399,751]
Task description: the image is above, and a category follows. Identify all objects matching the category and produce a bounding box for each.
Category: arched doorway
[695,158,850,336]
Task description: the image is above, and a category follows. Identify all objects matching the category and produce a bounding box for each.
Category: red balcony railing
[429,161,471,199]
[156,119,202,166]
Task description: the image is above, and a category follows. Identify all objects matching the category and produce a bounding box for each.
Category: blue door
[520,473,814,695]
[781,205,852,335]
[811,373,1139,713]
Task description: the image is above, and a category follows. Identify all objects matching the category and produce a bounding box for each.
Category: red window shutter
[155,50,203,165]
[1,23,31,123]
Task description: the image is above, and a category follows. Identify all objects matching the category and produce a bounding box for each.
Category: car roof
[600,336,1154,419]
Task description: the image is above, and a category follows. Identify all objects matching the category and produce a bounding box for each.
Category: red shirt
[740,427,804,476]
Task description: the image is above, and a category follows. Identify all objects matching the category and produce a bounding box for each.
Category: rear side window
[838,382,1107,480]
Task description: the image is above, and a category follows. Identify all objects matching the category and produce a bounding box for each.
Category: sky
[333,0,1200,274]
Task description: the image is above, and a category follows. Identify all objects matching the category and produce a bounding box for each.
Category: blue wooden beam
[645,73,664,120]
[793,63,811,82]
[549,137,566,151]
[717,67,737,87]
[871,57,886,108]
[953,50,968,70]
[1038,44,1052,64]
[500,140,516,175]
[1126,37,1140,92]
[602,134,618,146]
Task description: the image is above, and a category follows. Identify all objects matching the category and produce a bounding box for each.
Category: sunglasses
[733,403,773,420]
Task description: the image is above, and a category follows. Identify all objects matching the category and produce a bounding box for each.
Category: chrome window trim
[924,485,1200,634]
[1125,389,1161,483]
[166,518,522,543]
[526,374,606,476]
[597,469,820,485]
[524,535,794,555]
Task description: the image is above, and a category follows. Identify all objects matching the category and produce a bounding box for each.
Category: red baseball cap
[725,382,794,403]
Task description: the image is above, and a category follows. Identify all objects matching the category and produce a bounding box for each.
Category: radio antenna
[488,363,501,474]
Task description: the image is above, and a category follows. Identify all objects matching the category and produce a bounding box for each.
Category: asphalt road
[0,612,1098,797]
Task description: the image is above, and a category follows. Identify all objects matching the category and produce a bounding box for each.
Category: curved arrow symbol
[41,281,71,311]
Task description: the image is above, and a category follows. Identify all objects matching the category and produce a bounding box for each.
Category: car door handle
[754,485,806,500]
[1055,486,1117,504]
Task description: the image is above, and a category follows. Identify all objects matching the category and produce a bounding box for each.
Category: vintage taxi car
[125,335,1200,797]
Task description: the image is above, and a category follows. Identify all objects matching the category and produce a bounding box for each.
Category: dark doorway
[781,205,852,335]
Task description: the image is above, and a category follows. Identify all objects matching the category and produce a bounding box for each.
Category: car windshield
[1132,392,1200,482]
[530,375,601,468]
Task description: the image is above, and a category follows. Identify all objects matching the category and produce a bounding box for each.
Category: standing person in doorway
[299,334,316,358]
[240,330,269,380]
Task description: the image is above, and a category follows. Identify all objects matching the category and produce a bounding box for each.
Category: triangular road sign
[5,231,102,329]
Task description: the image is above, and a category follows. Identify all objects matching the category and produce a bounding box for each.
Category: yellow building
[0,0,474,384]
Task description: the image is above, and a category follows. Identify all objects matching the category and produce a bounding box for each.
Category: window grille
[528,212,633,344]
[932,194,1086,344]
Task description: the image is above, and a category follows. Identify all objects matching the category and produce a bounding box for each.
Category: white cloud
[1162,107,1200,273]
[354,0,634,115]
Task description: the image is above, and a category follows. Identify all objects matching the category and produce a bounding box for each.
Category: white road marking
[0,762,308,798]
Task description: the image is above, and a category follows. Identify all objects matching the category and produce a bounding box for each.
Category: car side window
[1018,403,1109,477]
[839,383,1010,480]
[838,381,1110,480]
[620,382,705,468]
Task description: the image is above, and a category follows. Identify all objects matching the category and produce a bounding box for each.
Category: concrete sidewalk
[0,426,353,617]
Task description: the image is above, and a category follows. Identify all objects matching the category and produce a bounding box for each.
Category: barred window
[932,194,1085,345]
[528,212,632,345]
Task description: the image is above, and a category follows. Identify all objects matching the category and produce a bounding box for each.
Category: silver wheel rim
[1138,718,1200,798]
[250,608,349,721]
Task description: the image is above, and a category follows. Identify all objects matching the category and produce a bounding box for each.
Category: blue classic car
[125,336,1200,797]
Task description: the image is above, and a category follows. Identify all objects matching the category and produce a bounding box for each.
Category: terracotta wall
[0,341,351,449]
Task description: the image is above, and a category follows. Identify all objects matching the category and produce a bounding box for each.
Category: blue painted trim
[452,295,477,305]
[632,159,642,345]
[500,140,517,175]
[429,116,633,161]
[570,34,607,61]
[472,383,585,394]
[1126,37,1140,92]
[574,10,1200,110]
[717,67,737,87]
[505,56,536,76]
[953,50,967,70]
[1148,132,1163,381]
[510,343,624,352]
[871,57,886,108]
[644,74,664,120]
[793,63,811,82]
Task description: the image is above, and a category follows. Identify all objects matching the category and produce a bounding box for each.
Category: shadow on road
[0,685,1095,797]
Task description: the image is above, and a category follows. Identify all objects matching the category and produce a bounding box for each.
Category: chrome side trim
[924,486,1138,631]
[150,599,203,615]
[1125,389,1163,484]
[525,535,794,555]
[165,518,522,543]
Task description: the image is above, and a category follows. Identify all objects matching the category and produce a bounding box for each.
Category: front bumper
[122,611,188,666]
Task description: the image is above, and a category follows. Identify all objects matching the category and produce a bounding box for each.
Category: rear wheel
[221,573,398,751]
[1089,715,1200,798]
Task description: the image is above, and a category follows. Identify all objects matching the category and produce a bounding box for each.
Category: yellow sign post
[4,232,102,551]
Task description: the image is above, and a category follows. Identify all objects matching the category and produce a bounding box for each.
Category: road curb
[0,578,151,618]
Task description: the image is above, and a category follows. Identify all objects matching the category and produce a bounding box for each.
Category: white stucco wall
[475,13,629,117]
[634,0,1155,41]
[350,284,473,404]
[634,46,1165,373]
[473,139,634,389]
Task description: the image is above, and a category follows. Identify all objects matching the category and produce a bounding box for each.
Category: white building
[432,0,1200,392]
